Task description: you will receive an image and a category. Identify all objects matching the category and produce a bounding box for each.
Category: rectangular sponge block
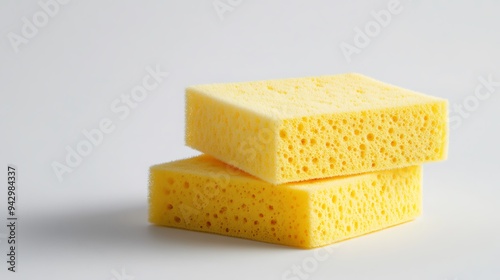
[149,155,422,248]
[186,73,447,184]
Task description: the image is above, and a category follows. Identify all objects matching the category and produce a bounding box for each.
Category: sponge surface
[149,155,422,248]
[186,73,448,184]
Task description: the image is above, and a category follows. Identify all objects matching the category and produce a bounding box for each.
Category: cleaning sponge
[186,73,447,184]
[149,155,422,248]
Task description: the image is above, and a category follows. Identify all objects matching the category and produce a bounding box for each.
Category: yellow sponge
[186,73,447,184]
[149,155,422,248]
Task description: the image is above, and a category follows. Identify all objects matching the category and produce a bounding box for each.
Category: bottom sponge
[149,155,422,248]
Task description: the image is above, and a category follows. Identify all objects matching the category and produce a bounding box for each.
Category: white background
[1,1,499,279]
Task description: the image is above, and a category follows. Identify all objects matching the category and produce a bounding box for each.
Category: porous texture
[186,73,448,184]
[149,155,422,248]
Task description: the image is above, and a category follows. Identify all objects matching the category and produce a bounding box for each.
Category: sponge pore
[149,155,422,248]
[186,73,448,184]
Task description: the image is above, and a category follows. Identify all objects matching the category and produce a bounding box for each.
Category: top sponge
[186,73,448,184]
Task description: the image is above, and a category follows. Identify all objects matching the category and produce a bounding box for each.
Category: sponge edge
[186,73,447,184]
[149,155,422,248]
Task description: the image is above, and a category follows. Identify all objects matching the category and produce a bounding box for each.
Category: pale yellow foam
[186,73,448,184]
[149,155,422,248]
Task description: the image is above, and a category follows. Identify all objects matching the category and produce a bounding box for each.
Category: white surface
[1,1,499,279]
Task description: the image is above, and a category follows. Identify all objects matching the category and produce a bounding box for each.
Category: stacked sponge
[149,73,448,248]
